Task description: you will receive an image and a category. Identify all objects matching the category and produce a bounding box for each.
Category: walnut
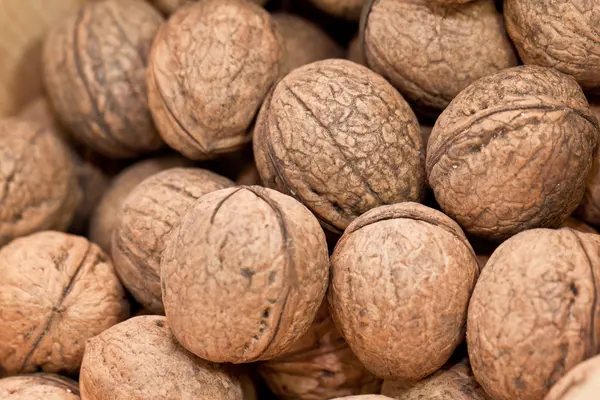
[346,35,365,66]
[329,202,479,380]
[467,228,600,400]
[0,231,129,376]
[43,0,164,159]
[253,59,425,233]
[0,118,81,246]
[161,186,329,363]
[576,101,600,225]
[361,0,517,112]
[149,0,266,15]
[307,0,366,20]
[112,167,234,314]
[505,0,600,92]
[546,355,600,400]
[147,0,285,160]
[18,96,69,144]
[427,66,598,241]
[0,373,79,399]
[561,218,598,234]
[80,316,243,399]
[259,303,382,399]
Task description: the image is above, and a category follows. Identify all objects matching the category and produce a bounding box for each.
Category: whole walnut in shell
[0,374,79,399]
[467,228,600,400]
[80,316,243,399]
[112,168,234,314]
[253,59,425,233]
[0,231,129,376]
[329,202,479,380]
[148,0,285,160]
[259,303,381,399]
[362,0,517,112]
[43,0,164,159]
[150,0,266,15]
[161,186,329,363]
[308,0,366,20]
[576,102,600,225]
[427,66,598,241]
[545,355,600,400]
[0,118,81,246]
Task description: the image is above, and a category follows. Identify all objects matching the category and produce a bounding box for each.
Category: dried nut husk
[427,66,598,241]
[576,102,600,225]
[161,186,329,363]
[545,355,600,400]
[0,373,80,399]
[467,228,600,400]
[308,0,366,20]
[150,0,266,15]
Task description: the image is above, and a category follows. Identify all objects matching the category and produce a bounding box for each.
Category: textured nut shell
[112,168,234,314]
[363,0,517,111]
[43,0,164,159]
[80,316,243,400]
[0,119,81,246]
[576,102,600,225]
[150,0,266,15]
[346,36,365,66]
[0,231,129,376]
[561,218,598,234]
[147,0,285,160]
[161,186,329,363]
[505,0,600,92]
[329,202,479,380]
[259,303,381,399]
[308,0,366,20]
[545,355,600,400]
[467,228,600,400]
[427,66,598,241]
[253,59,425,233]
[0,373,79,399]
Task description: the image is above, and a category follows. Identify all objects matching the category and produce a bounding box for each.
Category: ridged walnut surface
[0,231,129,376]
[467,228,600,400]
[308,0,366,20]
[161,186,329,363]
[545,355,600,400]
[149,0,266,15]
[0,373,79,399]
[254,59,425,233]
[329,202,479,380]
[147,0,285,160]
[43,0,164,159]
[576,102,600,225]
[362,0,517,112]
[80,316,243,400]
[112,168,234,314]
[427,66,598,241]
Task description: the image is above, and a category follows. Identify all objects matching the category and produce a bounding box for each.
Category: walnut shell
[161,186,329,363]
[0,118,81,246]
[43,0,164,159]
[561,218,598,234]
[346,35,365,66]
[545,355,600,400]
[362,0,517,112]
[576,102,600,225]
[80,316,243,399]
[329,202,479,380]
[467,228,600,400]
[427,66,598,241]
[147,0,285,160]
[0,373,79,399]
[112,168,234,314]
[308,0,366,20]
[0,231,129,376]
[150,0,266,15]
[505,0,600,92]
[253,59,425,233]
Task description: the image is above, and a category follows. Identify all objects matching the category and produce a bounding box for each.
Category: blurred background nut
[545,355,600,400]
[331,396,394,400]
[576,102,600,226]
[307,0,366,20]
[0,373,79,400]
[149,0,267,15]
[346,36,365,66]
[0,231,129,376]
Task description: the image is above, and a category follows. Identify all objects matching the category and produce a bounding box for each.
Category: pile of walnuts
[2,0,600,399]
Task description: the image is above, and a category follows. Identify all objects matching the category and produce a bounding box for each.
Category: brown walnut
[43,0,164,159]
[427,65,598,241]
[467,228,600,400]
[147,0,285,160]
[112,168,234,314]
[329,202,479,380]
[0,231,129,376]
[0,373,79,400]
[253,59,425,233]
[80,316,243,400]
[545,355,600,400]
[362,0,517,112]
[576,102,600,225]
[161,186,329,363]
[149,0,266,15]
[308,0,366,20]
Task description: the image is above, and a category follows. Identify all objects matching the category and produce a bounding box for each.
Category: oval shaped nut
[546,355,600,400]
[0,374,80,400]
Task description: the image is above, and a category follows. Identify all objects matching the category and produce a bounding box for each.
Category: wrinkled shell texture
[0,231,129,376]
[308,0,366,20]
[0,373,80,399]
[112,168,234,314]
[329,202,479,380]
[545,355,600,400]
[427,66,598,241]
[363,0,517,111]
[576,102,600,225]
[89,156,189,252]
[259,303,381,400]
[161,186,329,363]
[467,228,600,400]
[148,0,284,160]
[80,316,243,400]
[254,59,425,233]
[505,0,600,92]
[150,0,267,15]
[0,119,80,246]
